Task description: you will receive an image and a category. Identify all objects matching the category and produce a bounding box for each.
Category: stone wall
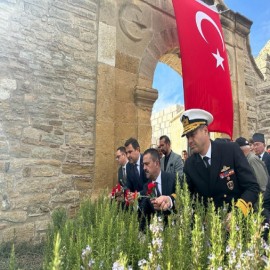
[151,104,183,147]
[255,42,270,144]
[0,0,98,242]
[256,41,270,81]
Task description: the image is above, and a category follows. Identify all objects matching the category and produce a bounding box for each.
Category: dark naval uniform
[184,140,259,212]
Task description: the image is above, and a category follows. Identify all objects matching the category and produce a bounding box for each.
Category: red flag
[172,0,233,138]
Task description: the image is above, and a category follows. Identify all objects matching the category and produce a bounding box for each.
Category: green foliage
[41,185,270,270]
[8,244,16,270]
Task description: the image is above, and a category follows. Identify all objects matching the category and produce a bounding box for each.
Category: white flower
[138,259,147,267]
[112,261,125,270]
[149,251,153,261]
[149,224,163,234]
[81,245,92,258]
[235,263,241,269]
[157,217,163,222]
[88,259,95,267]
[152,238,163,251]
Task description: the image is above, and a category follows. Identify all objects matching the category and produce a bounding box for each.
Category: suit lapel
[161,158,164,171]
[194,154,211,194]
[209,141,222,195]
[161,171,167,195]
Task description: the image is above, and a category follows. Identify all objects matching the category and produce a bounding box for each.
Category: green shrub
[40,183,270,269]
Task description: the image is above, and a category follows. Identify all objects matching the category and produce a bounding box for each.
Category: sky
[152,0,270,113]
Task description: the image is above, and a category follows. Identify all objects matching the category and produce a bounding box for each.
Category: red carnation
[147,182,157,198]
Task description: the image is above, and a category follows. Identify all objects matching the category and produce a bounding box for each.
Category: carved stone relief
[119,2,148,42]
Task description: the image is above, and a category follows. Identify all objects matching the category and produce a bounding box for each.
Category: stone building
[0,0,269,242]
[151,104,184,152]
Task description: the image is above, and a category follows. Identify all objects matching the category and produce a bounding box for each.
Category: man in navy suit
[154,109,259,218]
[252,133,270,176]
[124,138,148,196]
[139,148,176,230]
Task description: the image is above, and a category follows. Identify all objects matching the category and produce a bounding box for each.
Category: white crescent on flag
[195,11,225,70]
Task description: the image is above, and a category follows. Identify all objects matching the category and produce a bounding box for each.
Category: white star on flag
[212,48,224,70]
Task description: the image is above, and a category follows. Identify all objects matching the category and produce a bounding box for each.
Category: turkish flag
[172,0,233,138]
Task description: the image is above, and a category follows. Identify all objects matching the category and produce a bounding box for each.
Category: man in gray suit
[235,137,269,193]
[159,135,183,179]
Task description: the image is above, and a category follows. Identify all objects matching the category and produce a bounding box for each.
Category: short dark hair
[117,146,126,154]
[182,150,187,154]
[143,148,160,162]
[267,145,270,150]
[159,135,171,144]
[124,137,140,149]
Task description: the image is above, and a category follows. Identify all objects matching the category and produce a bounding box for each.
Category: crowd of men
[113,108,270,235]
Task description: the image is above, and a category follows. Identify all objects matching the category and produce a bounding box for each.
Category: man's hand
[115,190,124,202]
[151,195,172,211]
[127,192,135,204]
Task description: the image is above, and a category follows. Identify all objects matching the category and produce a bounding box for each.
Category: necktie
[155,182,161,197]
[203,156,211,169]
[258,155,261,160]
[134,164,140,180]
[122,167,126,182]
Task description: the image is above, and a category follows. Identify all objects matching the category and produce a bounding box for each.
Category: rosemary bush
[41,184,269,270]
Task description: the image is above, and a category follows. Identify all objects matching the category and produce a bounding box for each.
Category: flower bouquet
[124,182,157,206]
[110,183,125,203]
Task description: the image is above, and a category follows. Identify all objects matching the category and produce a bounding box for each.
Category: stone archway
[93,1,182,193]
[93,0,265,195]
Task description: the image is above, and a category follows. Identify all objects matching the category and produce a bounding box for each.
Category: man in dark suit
[252,133,270,176]
[262,181,270,240]
[159,135,183,179]
[124,138,148,196]
[154,109,259,217]
[116,146,128,186]
[139,148,176,230]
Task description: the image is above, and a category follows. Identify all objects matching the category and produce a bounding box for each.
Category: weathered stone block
[35,219,50,232]
[12,193,51,209]
[115,51,139,74]
[31,166,59,177]
[67,0,97,12]
[98,22,116,66]
[62,163,93,175]
[50,190,80,203]
[67,133,93,146]
[41,134,64,145]
[1,222,35,242]
[76,78,96,89]
[0,210,27,223]
[75,16,97,30]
